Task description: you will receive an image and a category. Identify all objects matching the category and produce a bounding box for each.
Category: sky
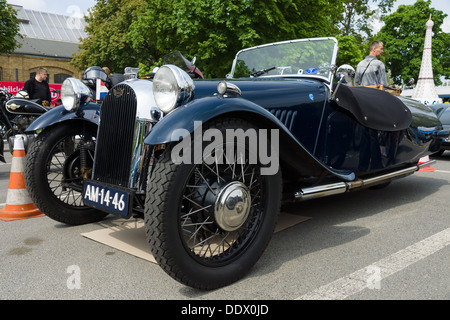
[6,0,450,32]
[7,0,96,16]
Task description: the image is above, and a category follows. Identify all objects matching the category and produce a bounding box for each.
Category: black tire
[145,118,282,289]
[25,121,108,225]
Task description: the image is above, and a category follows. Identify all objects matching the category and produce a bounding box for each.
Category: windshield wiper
[250,67,276,77]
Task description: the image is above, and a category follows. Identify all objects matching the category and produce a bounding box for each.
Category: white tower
[412,15,442,105]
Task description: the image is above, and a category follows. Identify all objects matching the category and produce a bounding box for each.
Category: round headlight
[153,65,195,113]
[61,78,92,111]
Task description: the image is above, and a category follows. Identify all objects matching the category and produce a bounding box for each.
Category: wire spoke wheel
[145,118,282,289]
[180,149,264,265]
[25,122,107,225]
[46,136,94,207]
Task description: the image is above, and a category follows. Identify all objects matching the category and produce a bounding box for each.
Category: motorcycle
[0,88,50,163]
[24,53,202,225]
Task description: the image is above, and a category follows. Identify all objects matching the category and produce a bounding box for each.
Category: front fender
[25,102,101,133]
[145,96,355,182]
[145,96,286,144]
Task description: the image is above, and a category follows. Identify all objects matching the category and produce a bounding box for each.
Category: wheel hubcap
[214,181,251,232]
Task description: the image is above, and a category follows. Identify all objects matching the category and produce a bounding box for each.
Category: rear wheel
[145,118,282,289]
[25,121,107,225]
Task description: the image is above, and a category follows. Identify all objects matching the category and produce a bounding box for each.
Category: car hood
[193,78,328,109]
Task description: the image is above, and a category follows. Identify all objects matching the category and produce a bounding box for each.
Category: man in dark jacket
[23,67,52,106]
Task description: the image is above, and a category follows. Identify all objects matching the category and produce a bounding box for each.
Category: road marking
[296,227,450,300]
[435,170,450,174]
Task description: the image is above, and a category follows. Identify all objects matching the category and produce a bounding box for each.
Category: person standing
[23,67,52,106]
[354,41,389,88]
[355,41,390,172]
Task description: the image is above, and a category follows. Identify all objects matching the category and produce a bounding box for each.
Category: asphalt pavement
[0,143,449,302]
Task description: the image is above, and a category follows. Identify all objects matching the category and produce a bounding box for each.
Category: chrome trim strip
[128,119,153,190]
[122,79,160,122]
[417,159,436,169]
[295,161,434,201]
[353,166,418,188]
[295,182,347,201]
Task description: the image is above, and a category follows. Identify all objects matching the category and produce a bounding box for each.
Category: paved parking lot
[1,146,449,302]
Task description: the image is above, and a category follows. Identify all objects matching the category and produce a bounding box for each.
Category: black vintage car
[25,37,447,289]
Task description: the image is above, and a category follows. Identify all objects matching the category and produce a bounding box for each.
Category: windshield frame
[229,37,339,85]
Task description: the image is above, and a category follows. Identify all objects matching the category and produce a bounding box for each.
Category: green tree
[377,0,449,85]
[71,0,146,73]
[0,0,22,54]
[335,35,365,67]
[72,0,394,78]
[128,0,341,78]
[336,0,395,38]
[333,1,396,70]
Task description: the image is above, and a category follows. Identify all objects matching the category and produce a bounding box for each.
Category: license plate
[83,180,132,217]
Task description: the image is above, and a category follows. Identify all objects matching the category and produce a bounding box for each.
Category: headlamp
[153,65,195,113]
[61,78,92,111]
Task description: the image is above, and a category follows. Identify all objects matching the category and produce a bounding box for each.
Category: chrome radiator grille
[92,84,137,187]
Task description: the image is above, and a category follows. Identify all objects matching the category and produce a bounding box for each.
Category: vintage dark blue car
[25,37,447,289]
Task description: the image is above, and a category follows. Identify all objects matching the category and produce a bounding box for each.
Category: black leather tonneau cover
[334,85,412,131]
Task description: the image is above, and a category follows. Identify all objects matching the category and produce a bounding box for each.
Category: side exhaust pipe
[295,160,436,201]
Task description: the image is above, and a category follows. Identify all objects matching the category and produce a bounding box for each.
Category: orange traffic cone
[0,135,44,222]
[418,155,435,172]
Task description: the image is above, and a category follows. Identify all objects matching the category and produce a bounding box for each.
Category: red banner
[0,81,62,105]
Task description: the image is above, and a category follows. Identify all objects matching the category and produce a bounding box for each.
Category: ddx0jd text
[225,305,269,317]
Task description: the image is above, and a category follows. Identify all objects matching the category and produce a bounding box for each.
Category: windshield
[162,51,203,78]
[162,51,193,71]
[230,37,338,83]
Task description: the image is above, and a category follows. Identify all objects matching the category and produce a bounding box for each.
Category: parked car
[428,103,450,155]
[29,37,448,290]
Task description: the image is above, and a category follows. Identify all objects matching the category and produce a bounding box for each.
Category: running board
[295,160,436,201]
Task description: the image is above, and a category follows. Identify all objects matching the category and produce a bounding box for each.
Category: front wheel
[145,118,282,289]
[25,121,108,225]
